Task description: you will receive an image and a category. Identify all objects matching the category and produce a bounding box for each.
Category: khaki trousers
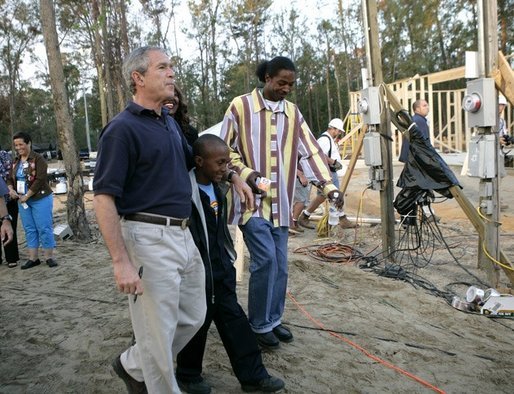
[119,219,206,393]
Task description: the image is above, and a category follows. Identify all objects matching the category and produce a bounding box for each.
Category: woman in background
[164,83,198,146]
[0,147,20,267]
[7,132,57,269]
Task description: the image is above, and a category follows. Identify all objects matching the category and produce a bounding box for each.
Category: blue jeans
[18,194,55,249]
[240,217,289,333]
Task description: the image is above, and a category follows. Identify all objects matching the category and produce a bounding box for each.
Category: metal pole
[83,84,92,154]
[362,0,396,258]
[477,0,500,285]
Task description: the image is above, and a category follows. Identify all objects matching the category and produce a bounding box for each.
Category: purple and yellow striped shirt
[220,88,336,227]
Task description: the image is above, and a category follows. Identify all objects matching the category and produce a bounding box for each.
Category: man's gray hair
[123,46,168,95]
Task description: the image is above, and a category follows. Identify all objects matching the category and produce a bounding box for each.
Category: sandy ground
[0,161,513,394]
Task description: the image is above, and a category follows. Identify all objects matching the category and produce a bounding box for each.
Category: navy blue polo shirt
[93,101,192,218]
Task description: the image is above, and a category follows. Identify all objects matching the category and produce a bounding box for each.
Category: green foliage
[2,0,513,141]
[378,0,477,83]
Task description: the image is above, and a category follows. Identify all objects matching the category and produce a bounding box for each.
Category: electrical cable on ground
[287,291,447,394]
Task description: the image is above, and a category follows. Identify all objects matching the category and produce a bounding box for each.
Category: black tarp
[396,122,461,199]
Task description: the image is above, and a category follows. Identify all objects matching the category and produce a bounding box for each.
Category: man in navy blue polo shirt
[93,46,206,393]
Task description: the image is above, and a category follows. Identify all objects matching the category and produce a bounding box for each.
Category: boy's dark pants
[176,265,268,384]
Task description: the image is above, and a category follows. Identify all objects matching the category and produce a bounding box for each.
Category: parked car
[79,148,90,160]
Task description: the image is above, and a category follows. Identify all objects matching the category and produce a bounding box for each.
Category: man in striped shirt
[220,56,344,350]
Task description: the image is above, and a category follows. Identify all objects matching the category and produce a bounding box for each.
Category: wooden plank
[491,51,514,105]
[428,66,465,85]
[340,124,367,195]
[450,186,514,286]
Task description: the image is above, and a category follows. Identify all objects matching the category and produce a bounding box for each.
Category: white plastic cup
[466,286,485,303]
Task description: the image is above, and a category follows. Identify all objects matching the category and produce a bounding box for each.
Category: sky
[22,0,349,89]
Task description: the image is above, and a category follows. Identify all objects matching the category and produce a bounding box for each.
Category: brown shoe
[298,212,315,229]
[291,221,304,233]
[339,215,358,229]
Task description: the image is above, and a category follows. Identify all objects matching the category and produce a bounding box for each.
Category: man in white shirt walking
[298,118,357,229]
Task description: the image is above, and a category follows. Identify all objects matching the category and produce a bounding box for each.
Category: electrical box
[54,224,73,240]
[467,134,496,178]
[363,131,382,166]
[359,87,381,125]
[463,78,496,127]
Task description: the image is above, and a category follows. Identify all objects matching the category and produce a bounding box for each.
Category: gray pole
[362,0,396,257]
[477,0,500,284]
[83,84,92,154]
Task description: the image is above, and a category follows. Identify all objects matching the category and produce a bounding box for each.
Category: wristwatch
[227,170,237,183]
[1,214,12,222]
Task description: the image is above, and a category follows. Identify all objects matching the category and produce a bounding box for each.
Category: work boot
[290,221,304,233]
[298,212,315,229]
[339,215,358,229]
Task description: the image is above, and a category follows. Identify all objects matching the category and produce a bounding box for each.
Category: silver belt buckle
[180,218,188,230]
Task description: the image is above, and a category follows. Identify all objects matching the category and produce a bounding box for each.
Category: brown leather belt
[123,213,190,229]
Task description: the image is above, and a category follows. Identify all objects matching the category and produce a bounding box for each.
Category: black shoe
[177,377,212,394]
[112,355,147,394]
[21,259,41,270]
[241,376,285,392]
[46,258,58,267]
[272,325,293,343]
[255,332,280,350]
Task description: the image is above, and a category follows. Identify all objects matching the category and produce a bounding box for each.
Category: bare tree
[39,0,91,241]
[0,1,39,144]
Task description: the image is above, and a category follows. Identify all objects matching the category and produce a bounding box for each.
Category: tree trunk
[91,0,108,126]
[100,0,115,121]
[325,38,332,121]
[337,0,352,107]
[39,0,91,241]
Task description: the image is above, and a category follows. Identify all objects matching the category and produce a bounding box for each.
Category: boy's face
[196,145,230,183]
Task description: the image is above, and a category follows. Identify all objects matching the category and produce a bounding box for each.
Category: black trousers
[1,199,19,264]
[176,266,268,385]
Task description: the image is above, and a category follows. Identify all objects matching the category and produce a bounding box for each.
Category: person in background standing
[399,99,440,222]
[7,132,57,269]
[0,147,20,267]
[298,118,357,230]
[219,56,344,350]
[164,82,198,146]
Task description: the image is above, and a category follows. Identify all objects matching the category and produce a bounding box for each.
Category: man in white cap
[298,118,357,229]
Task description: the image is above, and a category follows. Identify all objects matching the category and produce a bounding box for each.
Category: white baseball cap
[499,95,507,105]
[328,118,344,132]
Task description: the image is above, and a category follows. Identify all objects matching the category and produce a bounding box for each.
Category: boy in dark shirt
[176,134,285,393]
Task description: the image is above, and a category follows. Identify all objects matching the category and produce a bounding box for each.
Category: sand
[0,162,513,394]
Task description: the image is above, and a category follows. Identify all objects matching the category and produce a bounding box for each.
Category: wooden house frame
[349,66,513,158]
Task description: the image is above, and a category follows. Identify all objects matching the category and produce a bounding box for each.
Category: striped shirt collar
[252,88,287,115]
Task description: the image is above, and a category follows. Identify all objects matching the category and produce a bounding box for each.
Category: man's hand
[231,173,255,210]
[1,220,13,246]
[94,194,143,297]
[247,171,267,198]
[327,190,344,210]
[112,260,144,296]
[331,160,343,171]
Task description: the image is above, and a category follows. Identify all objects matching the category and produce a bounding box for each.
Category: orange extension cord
[287,292,446,394]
